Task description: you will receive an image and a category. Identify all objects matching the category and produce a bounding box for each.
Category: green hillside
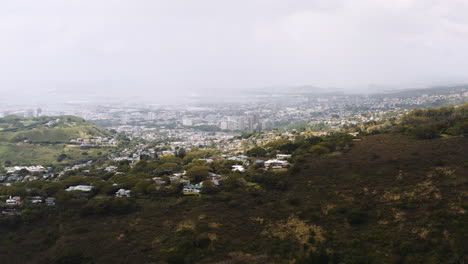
[1,134,466,264]
[0,116,112,166]
[0,115,109,144]
[0,106,466,264]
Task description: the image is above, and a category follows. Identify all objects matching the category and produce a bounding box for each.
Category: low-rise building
[115,189,131,198]
[276,154,292,160]
[183,184,203,194]
[31,196,43,204]
[45,197,56,206]
[65,185,94,192]
[265,159,289,168]
[232,165,245,172]
[6,196,22,206]
[153,177,166,185]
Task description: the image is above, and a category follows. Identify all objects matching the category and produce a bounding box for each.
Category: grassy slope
[0,134,467,264]
[0,116,109,144]
[0,125,105,143]
[0,144,109,166]
[0,116,111,165]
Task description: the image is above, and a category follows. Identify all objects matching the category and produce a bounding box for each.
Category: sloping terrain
[0,116,111,165]
[0,115,109,144]
[0,134,466,264]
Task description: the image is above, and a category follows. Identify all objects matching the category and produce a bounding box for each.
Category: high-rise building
[182,118,193,126]
[261,120,272,130]
[146,112,156,121]
[121,113,129,124]
[227,120,239,130]
[238,116,247,130]
[24,109,34,117]
[220,121,228,130]
[35,108,42,117]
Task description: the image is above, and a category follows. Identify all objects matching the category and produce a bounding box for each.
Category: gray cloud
[1,0,468,101]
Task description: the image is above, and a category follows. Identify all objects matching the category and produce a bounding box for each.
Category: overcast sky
[1,0,468,101]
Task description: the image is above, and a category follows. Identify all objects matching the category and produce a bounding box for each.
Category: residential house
[180,179,190,185]
[228,155,248,162]
[115,189,132,198]
[65,185,94,192]
[1,209,20,216]
[45,197,56,206]
[5,165,46,174]
[6,196,22,206]
[105,166,118,172]
[183,183,203,194]
[264,159,289,168]
[31,196,43,204]
[153,177,166,185]
[211,179,224,186]
[232,165,245,172]
[276,154,292,160]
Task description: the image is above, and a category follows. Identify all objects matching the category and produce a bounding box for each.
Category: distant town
[0,85,467,212]
[2,86,467,133]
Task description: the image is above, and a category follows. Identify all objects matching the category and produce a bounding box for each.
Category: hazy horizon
[1,0,468,103]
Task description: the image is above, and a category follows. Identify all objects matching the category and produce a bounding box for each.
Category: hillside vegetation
[0,115,109,144]
[349,103,468,139]
[0,107,466,264]
[396,104,468,139]
[0,115,111,166]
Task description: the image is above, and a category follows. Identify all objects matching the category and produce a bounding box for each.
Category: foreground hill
[0,132,466,264]
[0,116,112,166]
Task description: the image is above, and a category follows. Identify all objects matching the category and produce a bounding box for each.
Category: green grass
[0,143,63,165]
[0,143,110,166]
[0,115,112,165]
[0,124,107,144]
[0,115,109,144]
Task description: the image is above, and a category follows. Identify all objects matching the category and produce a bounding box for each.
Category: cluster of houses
[183,183,203,194]
[224,154,291,172]
[2,195,56,209]
[58,161,93,178]
[229,154,291,171]
[165,153,291,194]
[5,165,46,174]
[0,131,294,209]
[263,154,291,169]
[151,170,225,195]
[1,162,96,185]
[180,173,224,194]
[70,137,117,147]
[264,159,289,169]
[45,118,61,127]
[63,184,132,199]
[1,165,54,185]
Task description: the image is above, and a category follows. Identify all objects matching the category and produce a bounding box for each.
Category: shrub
[54,252,94,264]
[309,145,329,156]
[80,198,137,217]
[246,147,267,157]
[347,210,368,225]
[186,166,211,183]
[57,153,68,162]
